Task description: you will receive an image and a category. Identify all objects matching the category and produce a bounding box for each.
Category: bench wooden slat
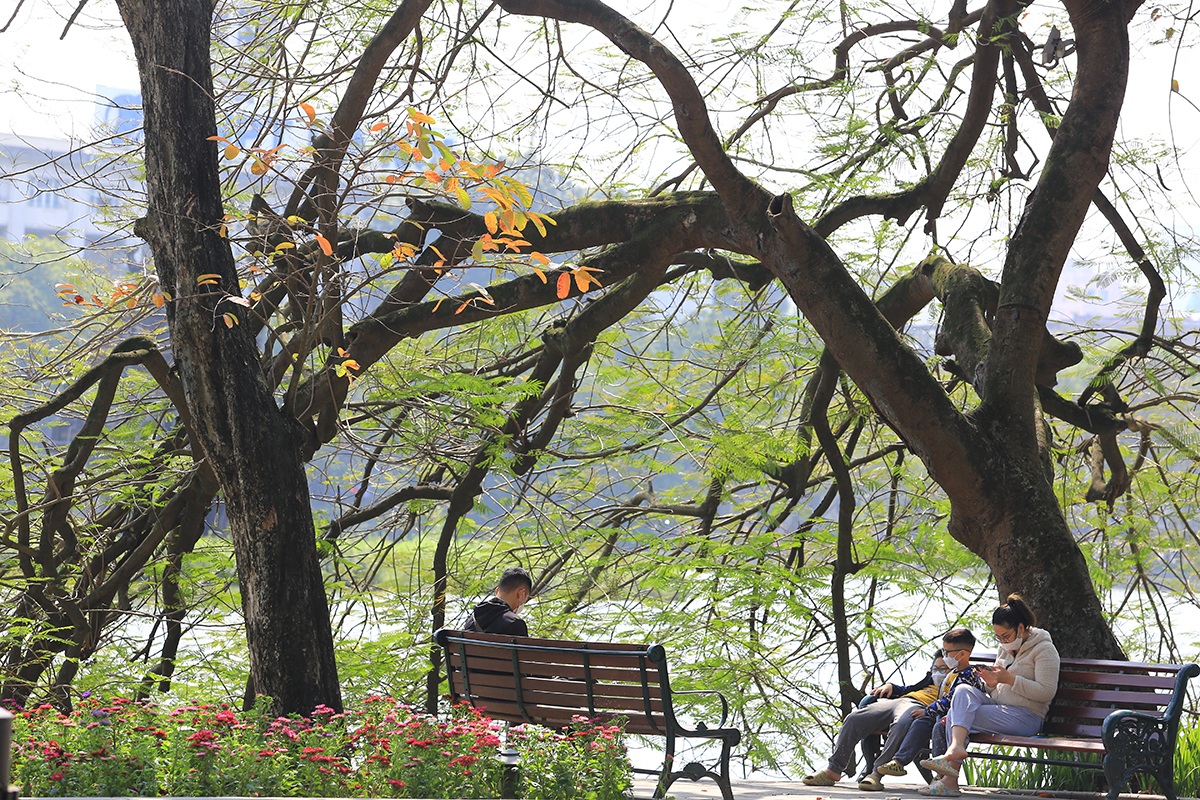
[459,698,670,735]
[458,686,662,715]
[450,643,657,671]
[447,653,656,683]
[1050,687,1174,706]
[452,670,665,701]
[972,733,1108,753]
[446,676,667,714]
[1057,670,1178,690]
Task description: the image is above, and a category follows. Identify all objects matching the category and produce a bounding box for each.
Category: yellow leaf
[250,159,268,175]
[298,102,317,125]
[472,238,485,263]
[273,241,296,251]
[528,212,548,237]
[314,233,334,256]
[224,143,241,160]
[484,211,499,234]
[532,267,547,283]
[455,187,472,209]
[556,271,571,299]
[222,312,238,327]
[126,297,137,309]
[408,108,436,125]
[197,273,221,286]
[1172,78,1180,92]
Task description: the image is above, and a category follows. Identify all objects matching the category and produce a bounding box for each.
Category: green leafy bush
[7,694,633,799]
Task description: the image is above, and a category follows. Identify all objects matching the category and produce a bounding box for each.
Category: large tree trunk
[115,0,342,714]
[952,417,1122,657]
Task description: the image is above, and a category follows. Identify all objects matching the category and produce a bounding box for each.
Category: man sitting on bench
[462,566,534,636]
[803,628,976,791]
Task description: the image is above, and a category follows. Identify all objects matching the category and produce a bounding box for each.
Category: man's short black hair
[497,566,533,594]
[943,627,976,647]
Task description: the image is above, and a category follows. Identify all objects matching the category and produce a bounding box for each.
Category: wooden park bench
[434,629,741,800]
[963,654,1199,800]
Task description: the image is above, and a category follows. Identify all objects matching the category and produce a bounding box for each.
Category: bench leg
[654,735,677,800]
[655,736,735,800]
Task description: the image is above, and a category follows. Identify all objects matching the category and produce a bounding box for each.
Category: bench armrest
[671,688,731,729]
[1102,709,1171,756]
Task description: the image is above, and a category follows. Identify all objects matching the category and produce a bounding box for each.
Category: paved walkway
[631,775,1184,800]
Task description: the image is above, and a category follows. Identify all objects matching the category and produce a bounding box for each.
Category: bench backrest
[970,654,1192,740]
[435,629,676,736]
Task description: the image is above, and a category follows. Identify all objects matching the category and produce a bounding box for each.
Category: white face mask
[1001,639,1023,653]
[931,668,951,684]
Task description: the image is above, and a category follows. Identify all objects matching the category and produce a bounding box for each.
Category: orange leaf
[454,300,470,315]
[573,269,589,293]
[314,233,334,257]
[423,169,442,184]
[370,121,389,132]
[432,297,446,314]
[207,135,229,143]
[556,271,571,299]
[531,252,550,265]
[532,267,547,283]
[298,102,317,125]
[484,211,499,234]
[152,293,166,308]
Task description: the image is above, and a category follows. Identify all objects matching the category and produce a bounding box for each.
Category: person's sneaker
[878,760,907,776]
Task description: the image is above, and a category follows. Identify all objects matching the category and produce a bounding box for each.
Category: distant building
[0,129,147,275]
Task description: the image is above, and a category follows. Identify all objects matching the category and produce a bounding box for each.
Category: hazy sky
[0,0,139,139]
[1,0,1195,316]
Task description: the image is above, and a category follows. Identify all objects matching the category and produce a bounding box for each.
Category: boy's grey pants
[825,696,923,775]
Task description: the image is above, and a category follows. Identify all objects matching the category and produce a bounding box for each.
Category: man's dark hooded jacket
[463,596,528,636]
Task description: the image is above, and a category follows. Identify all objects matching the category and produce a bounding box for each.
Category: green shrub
[8,694,633,799]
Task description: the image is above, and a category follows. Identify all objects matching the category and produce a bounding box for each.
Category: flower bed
[6,695,633,799]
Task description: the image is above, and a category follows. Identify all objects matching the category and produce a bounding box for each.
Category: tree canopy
[2,0,1199,772]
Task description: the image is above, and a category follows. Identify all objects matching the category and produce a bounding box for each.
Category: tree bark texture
[495,0,1129,657]
[114,0,342,713]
